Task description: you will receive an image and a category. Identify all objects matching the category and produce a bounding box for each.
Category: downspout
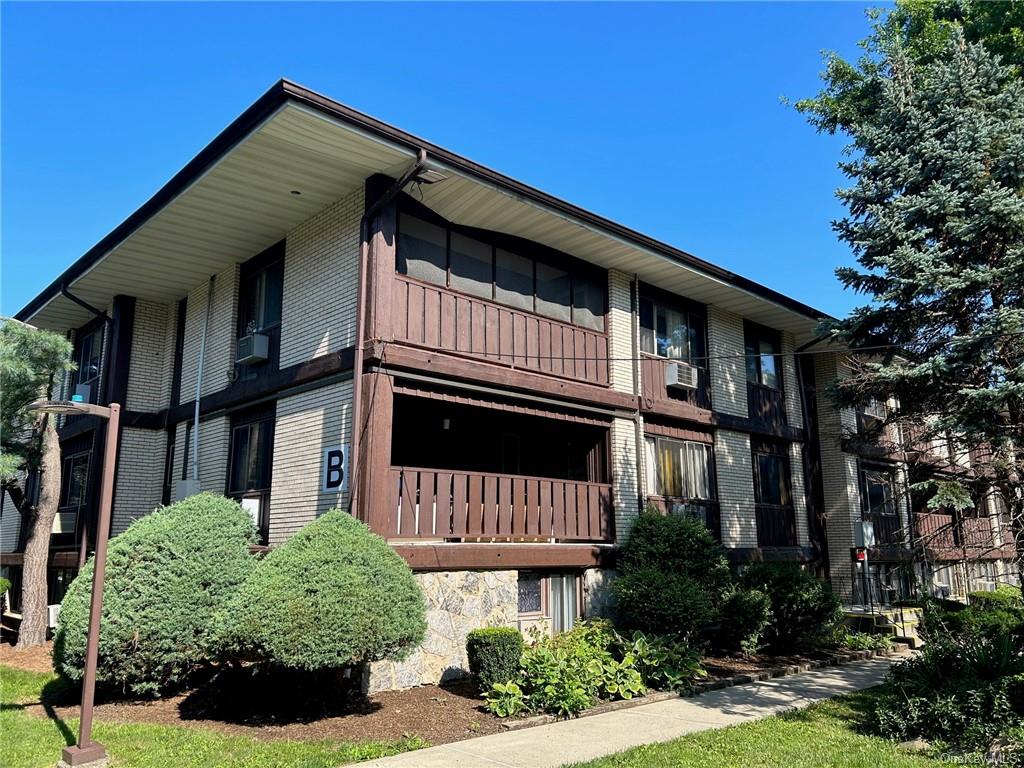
[349,149,428,520]
[630,275,645,514]
[192,275,216,484]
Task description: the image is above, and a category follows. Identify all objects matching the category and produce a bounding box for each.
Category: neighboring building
[3,80,1016,686]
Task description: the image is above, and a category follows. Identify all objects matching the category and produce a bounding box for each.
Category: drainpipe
[192,275,216,484]
[349,150,429,520]
[630,275,645,513]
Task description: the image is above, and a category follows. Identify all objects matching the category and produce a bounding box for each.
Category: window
[397,214,447,284]
[517,573,544,616]
[238,257,284,334]
[517,572,579,633]
[227,408,275,542]
[860,467,896,517]
[228,418,275,496]
[861,398,887,420]
[752,443,792,507]
[639,297,706,363]
[644,436,713,499]
[55,451,90,539]
[744,323,781,389]
[396,212,605,331]
[72,324,104,403]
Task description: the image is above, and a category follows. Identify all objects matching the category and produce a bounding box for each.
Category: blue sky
[2,2,874,318]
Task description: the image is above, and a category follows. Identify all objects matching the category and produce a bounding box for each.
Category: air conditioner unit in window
[664,361,699,390]
[236,333,269,365]
[47,604,61,628]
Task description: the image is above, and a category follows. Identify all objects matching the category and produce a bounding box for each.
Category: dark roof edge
[17,78,833,324]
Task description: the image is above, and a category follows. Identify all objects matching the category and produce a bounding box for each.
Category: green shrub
[837,629,893,652]
[971,585,1023,610]
[53,494,257,696]
[467,628,523,694]
[614,630,705,691]
[0,577,10,594]
[218,510,426,670]
[870,631,1024,749]
[921,595,1024,641]
[739,562,842,651]
[717,588,772,654]
[613,568,715,639]
[618,512,731,595]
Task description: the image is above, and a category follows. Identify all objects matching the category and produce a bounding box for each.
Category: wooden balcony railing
[961,516,995,550]
[645,496,721,541]
[756,503,797,547]
[639,355,711,411]
[915,512,957,550]
[393,275,609,386]
[387,466,613,542]
[747,383,787,428]
[863,512,904,546]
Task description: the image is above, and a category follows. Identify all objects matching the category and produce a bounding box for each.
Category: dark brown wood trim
[104,295,136,408]
[641,398,714,427]
[393,543,615,570]
[714,411,804,442]
[375,342,636,412]
[0,550,81,568]
[725,546,817,564]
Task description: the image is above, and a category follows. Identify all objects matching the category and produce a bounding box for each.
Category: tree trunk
[16,416,61,648]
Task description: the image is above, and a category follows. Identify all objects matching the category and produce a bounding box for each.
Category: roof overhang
[17,79,832,343]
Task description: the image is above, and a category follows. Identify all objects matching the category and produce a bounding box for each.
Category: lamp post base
[59,743,108,767]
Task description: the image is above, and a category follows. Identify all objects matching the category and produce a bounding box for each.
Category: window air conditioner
[236,333,269,365]
[664,361,699,390]
[47,604,61,628]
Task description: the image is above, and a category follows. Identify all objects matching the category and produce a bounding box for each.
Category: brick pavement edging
[500,644,909,731]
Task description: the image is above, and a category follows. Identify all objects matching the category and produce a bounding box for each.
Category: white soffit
[29,103,411,329]
[415,170,824,341]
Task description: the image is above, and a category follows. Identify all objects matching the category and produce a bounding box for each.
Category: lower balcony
[756,503,797,547]
[387,466,614,543]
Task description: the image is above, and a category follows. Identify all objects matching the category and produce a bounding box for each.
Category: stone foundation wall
[368,570,518,692]
[582,568,618,620]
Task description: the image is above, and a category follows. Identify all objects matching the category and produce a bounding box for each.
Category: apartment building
[4,80,1015,687]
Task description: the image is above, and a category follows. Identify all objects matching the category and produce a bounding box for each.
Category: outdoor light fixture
[27,399,121,767]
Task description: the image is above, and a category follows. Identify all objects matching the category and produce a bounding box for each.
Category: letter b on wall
[322,445,350,493]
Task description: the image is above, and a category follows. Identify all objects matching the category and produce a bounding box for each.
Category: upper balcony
[385,205,611,389]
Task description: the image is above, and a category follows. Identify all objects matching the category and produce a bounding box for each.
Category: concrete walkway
[357,654,906,768]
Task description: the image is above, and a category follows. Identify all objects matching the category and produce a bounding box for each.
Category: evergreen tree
[803,23,1024,564]
[0,319,74,647]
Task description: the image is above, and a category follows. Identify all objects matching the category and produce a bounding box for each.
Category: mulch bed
[2,640,504,745]
[1,639,894,746]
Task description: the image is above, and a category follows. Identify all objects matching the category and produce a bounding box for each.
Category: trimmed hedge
[717,587,772,654]
[739,562,842,651]
[614,568,715,639]
[617,512,731,595]
[53,494,257,696]
[218,510,426,670]
[970,585,1023,609]
[467,628,523,693]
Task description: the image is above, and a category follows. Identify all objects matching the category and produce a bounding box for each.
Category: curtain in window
[645,437,712,499]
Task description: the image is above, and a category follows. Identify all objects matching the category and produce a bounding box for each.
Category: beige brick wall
[269,379,353,544]
[126,300,174,413]
[179,265,239,400]
[171,416,230,500]
[610,416,640,541]
[280,189,363,368]
[707,306,747,417]
[714,429,757,548]
[814,352,861,592]
[607,270,636,396]
[781,332,803,428]
[112,428,166,534]
[790,441,810,547]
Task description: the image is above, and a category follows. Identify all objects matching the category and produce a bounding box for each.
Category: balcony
[392,275,609,387]
[747,383,787,429]
[387,466,613,542]
[756,503,797,547]
[863,512,904,546]
[639,355,711,412]
[915,512,957,551]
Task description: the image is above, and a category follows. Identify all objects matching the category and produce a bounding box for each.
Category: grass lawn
[564,689,948,768]
[0,665,426,768]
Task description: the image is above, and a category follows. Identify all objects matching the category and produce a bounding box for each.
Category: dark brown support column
[358,371,395,536]
[365,176,398,347]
